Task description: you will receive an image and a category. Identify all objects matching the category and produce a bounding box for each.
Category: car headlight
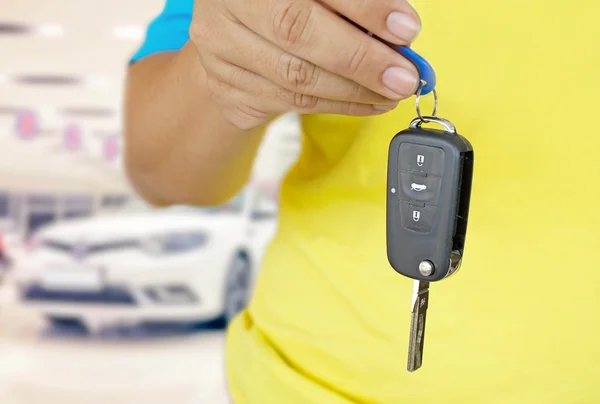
[141,232,209,255]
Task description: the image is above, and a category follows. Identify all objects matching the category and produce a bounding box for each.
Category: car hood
[35,212,246,244]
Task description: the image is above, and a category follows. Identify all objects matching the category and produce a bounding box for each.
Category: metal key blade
[407,280,430,372]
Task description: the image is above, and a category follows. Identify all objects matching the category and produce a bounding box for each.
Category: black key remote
[386,117,474,282]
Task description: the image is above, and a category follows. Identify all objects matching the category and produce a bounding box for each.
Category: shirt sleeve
[130,0,194,63]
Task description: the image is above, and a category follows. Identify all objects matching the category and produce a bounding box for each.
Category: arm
[123,1,268,207]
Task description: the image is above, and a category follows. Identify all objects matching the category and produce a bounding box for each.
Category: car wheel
[224,253,251,324]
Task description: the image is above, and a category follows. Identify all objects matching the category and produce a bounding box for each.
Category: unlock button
[398,171,442,205]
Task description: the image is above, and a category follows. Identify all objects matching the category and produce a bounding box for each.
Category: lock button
[399,143,445,176]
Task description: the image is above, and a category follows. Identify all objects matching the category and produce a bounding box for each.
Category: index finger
[226,0,420,100]
[321,0,421,45]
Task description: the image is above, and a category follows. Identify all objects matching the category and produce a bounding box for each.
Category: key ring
[395,47,455,133]
[409,116,457,134]
[415,82,438,122]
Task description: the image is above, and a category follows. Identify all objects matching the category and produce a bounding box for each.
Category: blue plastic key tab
[396,47,436,96]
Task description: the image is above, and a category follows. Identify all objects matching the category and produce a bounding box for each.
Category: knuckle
[233,105,270,123]
[277,53,319,91]
[272,1,313,47]
[347,81,363,101]
[338,101,353,115]
[274,87,294,105]
[280,87,318,109]
[291,92,318,109]
[224,108,267,131]
[344,43,370,76]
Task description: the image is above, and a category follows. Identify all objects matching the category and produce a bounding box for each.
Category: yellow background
[227,1,600,402]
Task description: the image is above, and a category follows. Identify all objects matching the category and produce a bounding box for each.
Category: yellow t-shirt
[226,1,600,403]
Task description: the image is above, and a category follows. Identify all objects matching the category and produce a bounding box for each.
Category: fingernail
[374,102,398,111]
[387,12,421,42]
[382,67,418,98]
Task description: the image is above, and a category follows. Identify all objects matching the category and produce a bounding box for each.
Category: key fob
[387,117,474,282]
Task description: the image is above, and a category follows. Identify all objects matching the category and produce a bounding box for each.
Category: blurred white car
[0,218,19,284]
[14,188,278,330]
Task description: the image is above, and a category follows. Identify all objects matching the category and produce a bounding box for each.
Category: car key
[343,22,474,370]
[386,49,475,372]
[388,113,474,372]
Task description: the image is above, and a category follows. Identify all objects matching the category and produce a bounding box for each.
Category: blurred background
[0,1,301,402]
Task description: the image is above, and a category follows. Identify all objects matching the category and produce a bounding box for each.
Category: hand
[190,0,422,130]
